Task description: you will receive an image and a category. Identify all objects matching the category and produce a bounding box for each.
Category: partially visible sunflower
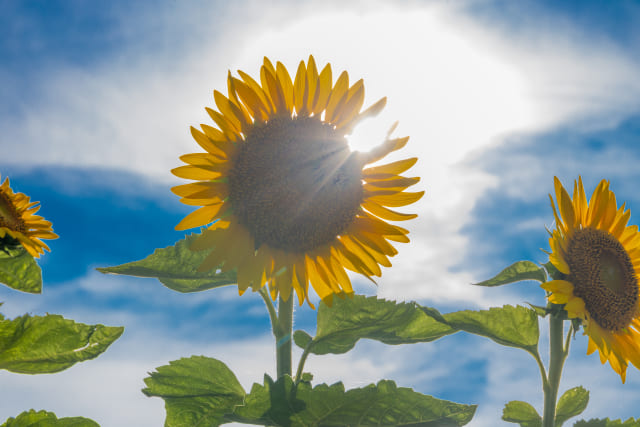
[172,56,423,307]
[0,175,58,258]
[543,176,640,382]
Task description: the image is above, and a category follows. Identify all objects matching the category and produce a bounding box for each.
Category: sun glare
[237,3,536,160]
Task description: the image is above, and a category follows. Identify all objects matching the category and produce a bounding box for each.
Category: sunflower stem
[259,287,278,333]
[275,294,293,378]
[542,313,566,427]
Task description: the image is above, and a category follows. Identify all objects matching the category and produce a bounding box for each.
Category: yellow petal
[325,70,349,122]
[368,190,424,208]
[190,127,228,158]
[305,55,319,114]
[293,60,308,115]
[171,165,223,180]
[175,204,224,230]
[363,158,418,177]
[312,63,332,115]
[276,61,294,112]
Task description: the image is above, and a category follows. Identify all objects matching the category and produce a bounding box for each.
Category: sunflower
[172,56,423,307]
[0,175,58,258]
[542,176,640,382]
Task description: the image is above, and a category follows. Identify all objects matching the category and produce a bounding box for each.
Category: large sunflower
[0,175,58,258]
[172,56,423,306]
[543,176,640,382]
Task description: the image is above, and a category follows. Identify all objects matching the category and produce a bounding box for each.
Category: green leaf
[142,356,246,427]
[443,305,539,354]
[555,386,589,426]
[292,330,312,349]
[0,248,42,293]
[97,232,237,293]
[231,375,476,426]
[0,313,123,374]
[502,400,541,427]
[474,261,547,287]
[298,295,456,355]
[574,418,640,427]
[1,409,99,426]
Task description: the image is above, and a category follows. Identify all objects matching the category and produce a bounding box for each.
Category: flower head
[172,56,423,307]
[543,176,640,381]
[0,176,58,257]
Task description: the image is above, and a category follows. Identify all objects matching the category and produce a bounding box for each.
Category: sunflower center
[0,190,25,232]
[228,116,363,253]
[566,228,638,331]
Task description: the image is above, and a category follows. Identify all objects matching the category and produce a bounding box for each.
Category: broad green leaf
[443,305,539,354]
[97,232,237,293]
[574,419,640,427]
[293,330,312,349]
[1,409,99,426]
[0,313,123,374]
[298,295,456,355]
[474,261,547,287]
[143,356,245,427]
[555,386,589,426]
[231,375,476,426]
[502,400,541,427]
[0,247,42,293]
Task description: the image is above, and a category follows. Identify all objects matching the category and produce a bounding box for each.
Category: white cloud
[4,0,639,307]
[4,2,640,425]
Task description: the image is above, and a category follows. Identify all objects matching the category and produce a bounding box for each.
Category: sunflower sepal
[526,303,549,318]
[0,245,42,293]
[1,409,99,427]
[473,260,547,288]
[547,302,571,321]
[542,260,564,282]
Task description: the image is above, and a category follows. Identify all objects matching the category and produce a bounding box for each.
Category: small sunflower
[543,176,640,382]
[172,56,423,307]
[0,175,58,258]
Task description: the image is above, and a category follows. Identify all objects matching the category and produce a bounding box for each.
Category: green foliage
[0,313,123,374]
[443,305,539,355]
[294,295,457,355]
[555,386,589,426]
[502,400,541,427]
[574,419,640,427]
[0,247,42,293]
[142,356,246,426]
[97,232,237,293]
[145,356,476,426]
[235,375,476,426]
[474,261,547,287]
[1,409,99,426]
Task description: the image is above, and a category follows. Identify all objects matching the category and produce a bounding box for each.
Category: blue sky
[2,0,640,425]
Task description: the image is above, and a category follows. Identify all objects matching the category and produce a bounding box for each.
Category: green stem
[275,294,293,378]
[531,349,549,393]
[259,287,278,333]
[294,344,312,386]
[542,313,566,427]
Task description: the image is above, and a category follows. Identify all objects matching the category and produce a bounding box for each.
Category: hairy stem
[276,294,293,378]
[542,313,566,427]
